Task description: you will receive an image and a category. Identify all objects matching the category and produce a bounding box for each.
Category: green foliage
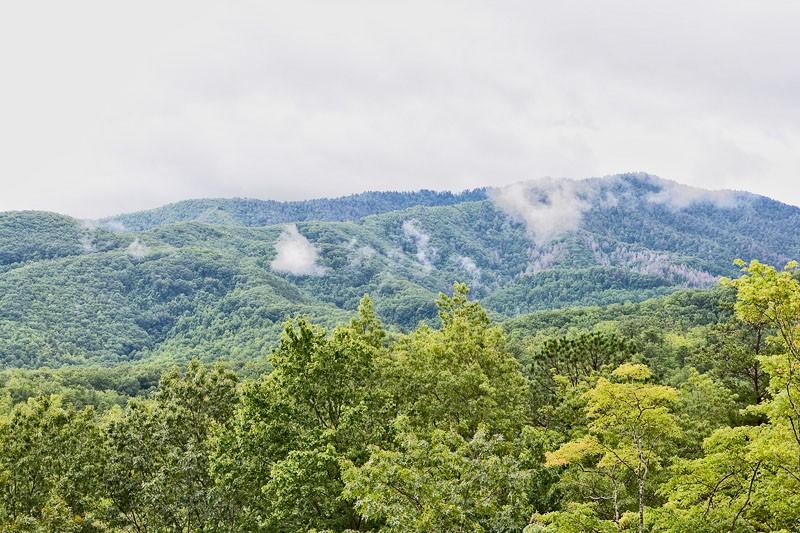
[6,225,800,532]
[546,363,681,532]
[525,331,637,428]
[0,396,111,530]
[383,284,529,438]
[209,300,391,531]
[5,174,800,370]
[104,361,238,531]
[344,424,552,532]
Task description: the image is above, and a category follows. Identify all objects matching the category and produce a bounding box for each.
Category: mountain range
[1,172,798,368]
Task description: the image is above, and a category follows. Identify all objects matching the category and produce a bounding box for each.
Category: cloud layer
[1,1,800,217]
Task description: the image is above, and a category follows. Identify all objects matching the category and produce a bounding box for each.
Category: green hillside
[2,176,800,531]
[1,173,799,368]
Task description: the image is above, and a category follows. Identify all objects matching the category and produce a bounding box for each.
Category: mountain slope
[1,173,799,368]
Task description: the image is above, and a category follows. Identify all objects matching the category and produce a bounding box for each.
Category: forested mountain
[3,173,800,531]
[2,173,799,369]
[101,189,488,231]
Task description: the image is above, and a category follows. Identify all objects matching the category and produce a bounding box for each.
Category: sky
[1,1,799,218]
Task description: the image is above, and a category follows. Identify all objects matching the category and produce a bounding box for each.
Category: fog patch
[457,255,481,284]
[270,224,326,276]
[102,219,128,233]
[402,219,436,271]
[643,176,743,210]
[489,178,596,245]
[78,220,98,253]
[127,238,150,259]
[347,238,377,267]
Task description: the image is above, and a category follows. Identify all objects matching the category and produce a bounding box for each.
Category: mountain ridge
[1,173,798,368]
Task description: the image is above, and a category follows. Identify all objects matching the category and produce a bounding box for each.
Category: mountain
[100,189,488,231]
[1,172,798,368]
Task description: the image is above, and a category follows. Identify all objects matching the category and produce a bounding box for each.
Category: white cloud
[644,177,743,210]
[489,178,593,245]
[457,255,482,285]
[402,219,435,271]
[270,224,326,276]
[1,1,799,217]
[126,238,149,258]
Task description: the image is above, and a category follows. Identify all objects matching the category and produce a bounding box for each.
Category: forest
[4,174,800,371]
[1,258,799,532]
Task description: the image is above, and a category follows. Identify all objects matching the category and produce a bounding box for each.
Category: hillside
[1,172,799,368]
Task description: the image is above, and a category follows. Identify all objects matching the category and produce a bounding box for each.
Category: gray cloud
[1,1,799,217]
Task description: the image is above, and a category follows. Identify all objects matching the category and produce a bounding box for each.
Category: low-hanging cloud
[270,224,326,276]
[78,220,98,253]
[457,255,482,285]
[643,175,744,210]
[127,238,150,258]
[489,178,594,245]
[402,219,436,271]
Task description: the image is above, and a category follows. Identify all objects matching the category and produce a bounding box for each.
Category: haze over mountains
[1,172,798,368]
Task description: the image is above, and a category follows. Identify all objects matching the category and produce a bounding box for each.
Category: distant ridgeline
[1,172,799,368]
[100,189,489,231]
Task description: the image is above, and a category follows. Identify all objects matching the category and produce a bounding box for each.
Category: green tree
[384,283,529,438]
[104,360,238,532]
[546,363,680,533]
[672,368,737,456]
[210,298,390,531]
[655,260,800,530]
[0,396,110,531]
[344,422,554,532]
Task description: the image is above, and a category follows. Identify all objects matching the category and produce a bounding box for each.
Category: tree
[692,318,772,407]
[344,422,554,532]
[0,396,110,531]
[546,363,680,533]
[210,298,390,531]
[654,426,765,532]
[672,368,737,456]
[383,283,529,438]
[104,360,238,532]
[655,260,800,530]
[526,331,636,429]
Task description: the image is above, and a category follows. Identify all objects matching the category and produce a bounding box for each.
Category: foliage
[6,189,800,532]
[4,175,800,368]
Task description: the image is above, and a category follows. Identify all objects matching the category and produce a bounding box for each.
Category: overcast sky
[1,1,799,218]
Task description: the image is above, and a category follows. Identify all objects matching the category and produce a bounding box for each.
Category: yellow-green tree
[544,363,680,533]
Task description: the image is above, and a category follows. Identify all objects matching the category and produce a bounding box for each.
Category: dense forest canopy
[2,174,800,370]
[1,262,800,531]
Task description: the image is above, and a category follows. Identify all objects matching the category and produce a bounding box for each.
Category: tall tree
[104,360,238,532]
[544,363,680,533]
[383,283,529,438]
[210,296,390,531]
